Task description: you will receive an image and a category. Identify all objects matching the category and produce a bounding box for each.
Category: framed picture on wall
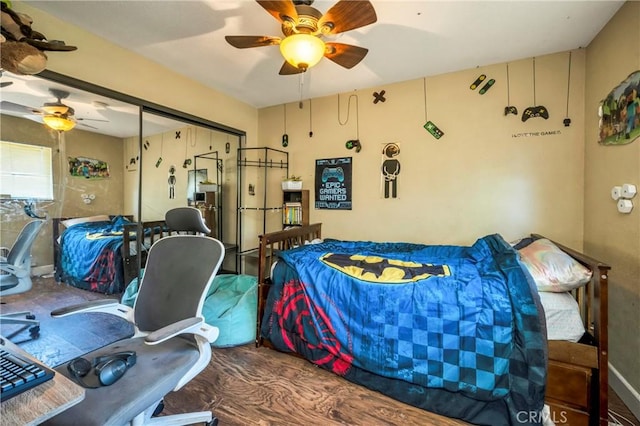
[315,157,352,210]
[598,70,640,145]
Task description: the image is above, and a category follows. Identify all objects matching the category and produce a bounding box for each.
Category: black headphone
[68,351,136,388]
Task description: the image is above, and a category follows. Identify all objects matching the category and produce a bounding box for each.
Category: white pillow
[538,292,585,342]
[518,238,592,292]
[61,215,111,228]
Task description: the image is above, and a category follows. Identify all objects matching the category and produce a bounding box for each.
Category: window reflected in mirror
[0,71,241,285]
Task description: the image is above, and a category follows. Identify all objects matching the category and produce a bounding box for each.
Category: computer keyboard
[0,346,55,401]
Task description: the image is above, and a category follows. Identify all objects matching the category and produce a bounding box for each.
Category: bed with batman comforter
[54,216,168,294]
[260,232,547,425]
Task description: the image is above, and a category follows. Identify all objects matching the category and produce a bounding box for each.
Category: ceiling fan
[1,88,108,131]
[225,0,377,75]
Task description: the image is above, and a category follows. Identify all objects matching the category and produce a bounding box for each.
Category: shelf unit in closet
[282,189,309,228]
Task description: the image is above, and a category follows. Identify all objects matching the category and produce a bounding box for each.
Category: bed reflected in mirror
[0,71,241,294]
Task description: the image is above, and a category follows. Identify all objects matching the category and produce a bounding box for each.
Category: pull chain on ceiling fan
[225,0,377,75]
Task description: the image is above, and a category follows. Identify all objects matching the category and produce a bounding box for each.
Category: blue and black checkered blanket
[262,234,547,425]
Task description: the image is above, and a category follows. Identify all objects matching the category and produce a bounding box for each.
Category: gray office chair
[46,234,224,426]
[165,206,211,235]
[0,219,46,337]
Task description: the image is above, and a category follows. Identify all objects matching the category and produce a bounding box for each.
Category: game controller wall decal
[282,104,289,147]
[345,139,361,153]
[373,90,386,104]
[423,77,444,139]
[470,73,495,95]
[504,63,518,116]
[563,51,572,127]
[338,93,361,146]
[470,74,486,90]
[478,79,495,95]
[522,57,549,122]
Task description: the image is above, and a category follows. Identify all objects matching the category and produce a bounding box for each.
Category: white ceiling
[20,0,624,109]
[0,73,186,138]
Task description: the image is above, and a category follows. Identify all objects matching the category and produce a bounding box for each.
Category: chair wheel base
[26,314,36,320]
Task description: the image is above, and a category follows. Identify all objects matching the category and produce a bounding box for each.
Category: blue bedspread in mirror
[56,216,132,294]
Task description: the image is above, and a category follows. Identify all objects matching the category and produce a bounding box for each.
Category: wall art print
[599,70,640,145]
[68,156,110,179]
[381,142,401,199]
[315,157,352,210]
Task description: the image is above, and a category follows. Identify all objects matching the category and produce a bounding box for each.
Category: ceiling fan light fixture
[43,115,76,132]
[279,33,325,71]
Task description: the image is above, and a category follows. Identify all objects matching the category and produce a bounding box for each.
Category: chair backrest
[133,235,224,332]
[165,207,211,234]
[5,219,45,268]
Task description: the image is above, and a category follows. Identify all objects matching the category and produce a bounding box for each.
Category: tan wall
[584,1,640,394]
[258,50,587,248]
[1,114,124,266]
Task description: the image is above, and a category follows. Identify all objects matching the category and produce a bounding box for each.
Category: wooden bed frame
[52,216,169,289]
[256,224,610,426]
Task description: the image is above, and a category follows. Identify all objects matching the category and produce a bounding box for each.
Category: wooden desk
[0,337,85,425]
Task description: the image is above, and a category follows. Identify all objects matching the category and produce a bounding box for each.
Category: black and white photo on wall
[381,143,401,199]
[315,157,352,210]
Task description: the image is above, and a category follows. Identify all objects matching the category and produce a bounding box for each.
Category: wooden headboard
[256,223,322,346]
[532,234,611,425]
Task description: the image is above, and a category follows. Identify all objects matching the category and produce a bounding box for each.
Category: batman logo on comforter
[320,252,451,283]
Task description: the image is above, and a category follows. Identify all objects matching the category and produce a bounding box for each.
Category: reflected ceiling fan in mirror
[0,88,108,131]
[225,0,377,75]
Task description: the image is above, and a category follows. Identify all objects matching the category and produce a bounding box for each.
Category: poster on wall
[315,157,352,210]
[68,156,110,179]
[598,70,640,145]
[380,142,401,198]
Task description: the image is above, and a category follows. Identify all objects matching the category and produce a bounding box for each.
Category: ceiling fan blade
[256,0,298,24]
[318,0,377,35]
[0,101,42,115]
[225,35,281,49]
[324,43,369,69]
[77,117,109,123]
[279,61,304,76]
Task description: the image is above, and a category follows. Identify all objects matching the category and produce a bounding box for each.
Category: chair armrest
[0,263,28,278]
[145,317,219,345]
[51,299,133,322]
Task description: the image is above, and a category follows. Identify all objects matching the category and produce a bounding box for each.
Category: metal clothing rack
[236,147,289,273]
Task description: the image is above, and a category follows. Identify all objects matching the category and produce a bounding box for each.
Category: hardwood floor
[2,277,638,425]
[162,344,467,425]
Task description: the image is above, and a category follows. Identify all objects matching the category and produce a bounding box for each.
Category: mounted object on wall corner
[611,183,636,213]
[598,70,640,145]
